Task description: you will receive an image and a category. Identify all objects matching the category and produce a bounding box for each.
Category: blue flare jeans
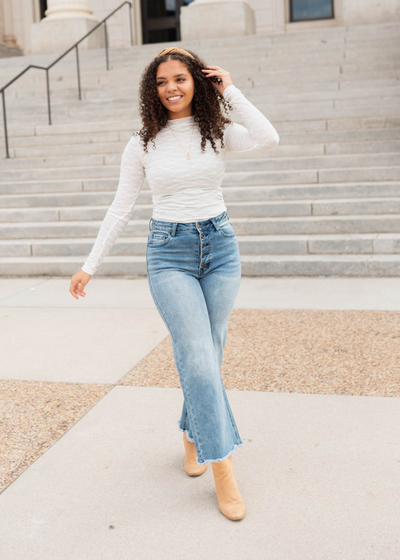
[146,210,243,465]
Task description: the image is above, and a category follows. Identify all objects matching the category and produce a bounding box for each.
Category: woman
[69,46,279,521]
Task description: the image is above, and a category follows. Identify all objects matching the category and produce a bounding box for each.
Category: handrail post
[129,3,133,46]
[75,45,82,100]
[104,21,109,71]
[46,68,52,125]
[1,90,10,159]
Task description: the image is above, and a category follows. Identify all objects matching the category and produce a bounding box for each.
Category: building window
[290,0,334,22]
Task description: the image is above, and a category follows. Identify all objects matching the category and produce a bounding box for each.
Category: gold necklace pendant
[167,122,195,161]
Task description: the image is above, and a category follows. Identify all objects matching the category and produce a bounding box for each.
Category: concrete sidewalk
[0,277,399,560]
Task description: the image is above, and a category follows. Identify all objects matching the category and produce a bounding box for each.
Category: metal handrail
[0,1,133,158]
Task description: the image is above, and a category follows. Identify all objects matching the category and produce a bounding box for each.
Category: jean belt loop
[210,215,220,232]
[171,223,177,237]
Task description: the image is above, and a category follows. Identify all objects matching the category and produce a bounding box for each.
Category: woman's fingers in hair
[201,67,233,93]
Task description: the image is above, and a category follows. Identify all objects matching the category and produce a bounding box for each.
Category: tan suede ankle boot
[211,455,246,520]
[183,432,208,476]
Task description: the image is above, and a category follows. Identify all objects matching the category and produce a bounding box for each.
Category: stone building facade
[0,0,399,56]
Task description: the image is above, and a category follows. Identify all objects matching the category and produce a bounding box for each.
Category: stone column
[31,0,104,55]
[180,0,256,41]
[44,0,97,21]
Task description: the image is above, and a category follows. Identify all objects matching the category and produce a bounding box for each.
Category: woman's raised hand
[69,270,91,300]
[201,65,233,96]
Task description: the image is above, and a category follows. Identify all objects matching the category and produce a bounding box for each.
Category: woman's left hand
[201,65,233,96]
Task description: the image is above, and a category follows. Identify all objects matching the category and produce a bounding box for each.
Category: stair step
[7,139,400,159]
[3,127,400,152]
[1,198,400,221]
[1,149,399,173]
[3,115,399,141]
[1,215,399,239]
[1,233,399,258]
[1,253,400,277]
[1,182,400,204]
[1,180,400,198]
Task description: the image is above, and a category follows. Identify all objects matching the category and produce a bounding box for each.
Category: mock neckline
[167,115,195,124]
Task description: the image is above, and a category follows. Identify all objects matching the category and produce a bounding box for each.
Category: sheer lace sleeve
[222,84,280,153]
[81,133,145,276]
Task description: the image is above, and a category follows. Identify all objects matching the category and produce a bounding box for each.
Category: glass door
[39,0,48,19]
[141,0,194,44]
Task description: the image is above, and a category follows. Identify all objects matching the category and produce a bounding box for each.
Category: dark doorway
[290,0,334,22]
[39,0,48,20]
[141,0,194,44]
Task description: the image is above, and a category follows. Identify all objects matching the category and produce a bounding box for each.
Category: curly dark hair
[133,49,234,155]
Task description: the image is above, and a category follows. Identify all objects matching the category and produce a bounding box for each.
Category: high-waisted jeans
[146,210,244,465]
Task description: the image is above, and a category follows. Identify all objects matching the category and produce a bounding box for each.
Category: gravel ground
[2,309,399,494]
[119,309,400,397]
[0,381,112,494]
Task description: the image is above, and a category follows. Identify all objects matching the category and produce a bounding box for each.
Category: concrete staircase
[0,21,400,277]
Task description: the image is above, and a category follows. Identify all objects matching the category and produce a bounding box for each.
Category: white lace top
[81,84,279,276]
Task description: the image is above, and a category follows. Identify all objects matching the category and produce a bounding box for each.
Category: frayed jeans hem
[179,427,195,443]
[177,418,244,463]
[177,419,195,442]
[195,440,244,466]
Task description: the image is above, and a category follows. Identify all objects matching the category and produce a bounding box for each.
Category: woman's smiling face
[156,59,195,120]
